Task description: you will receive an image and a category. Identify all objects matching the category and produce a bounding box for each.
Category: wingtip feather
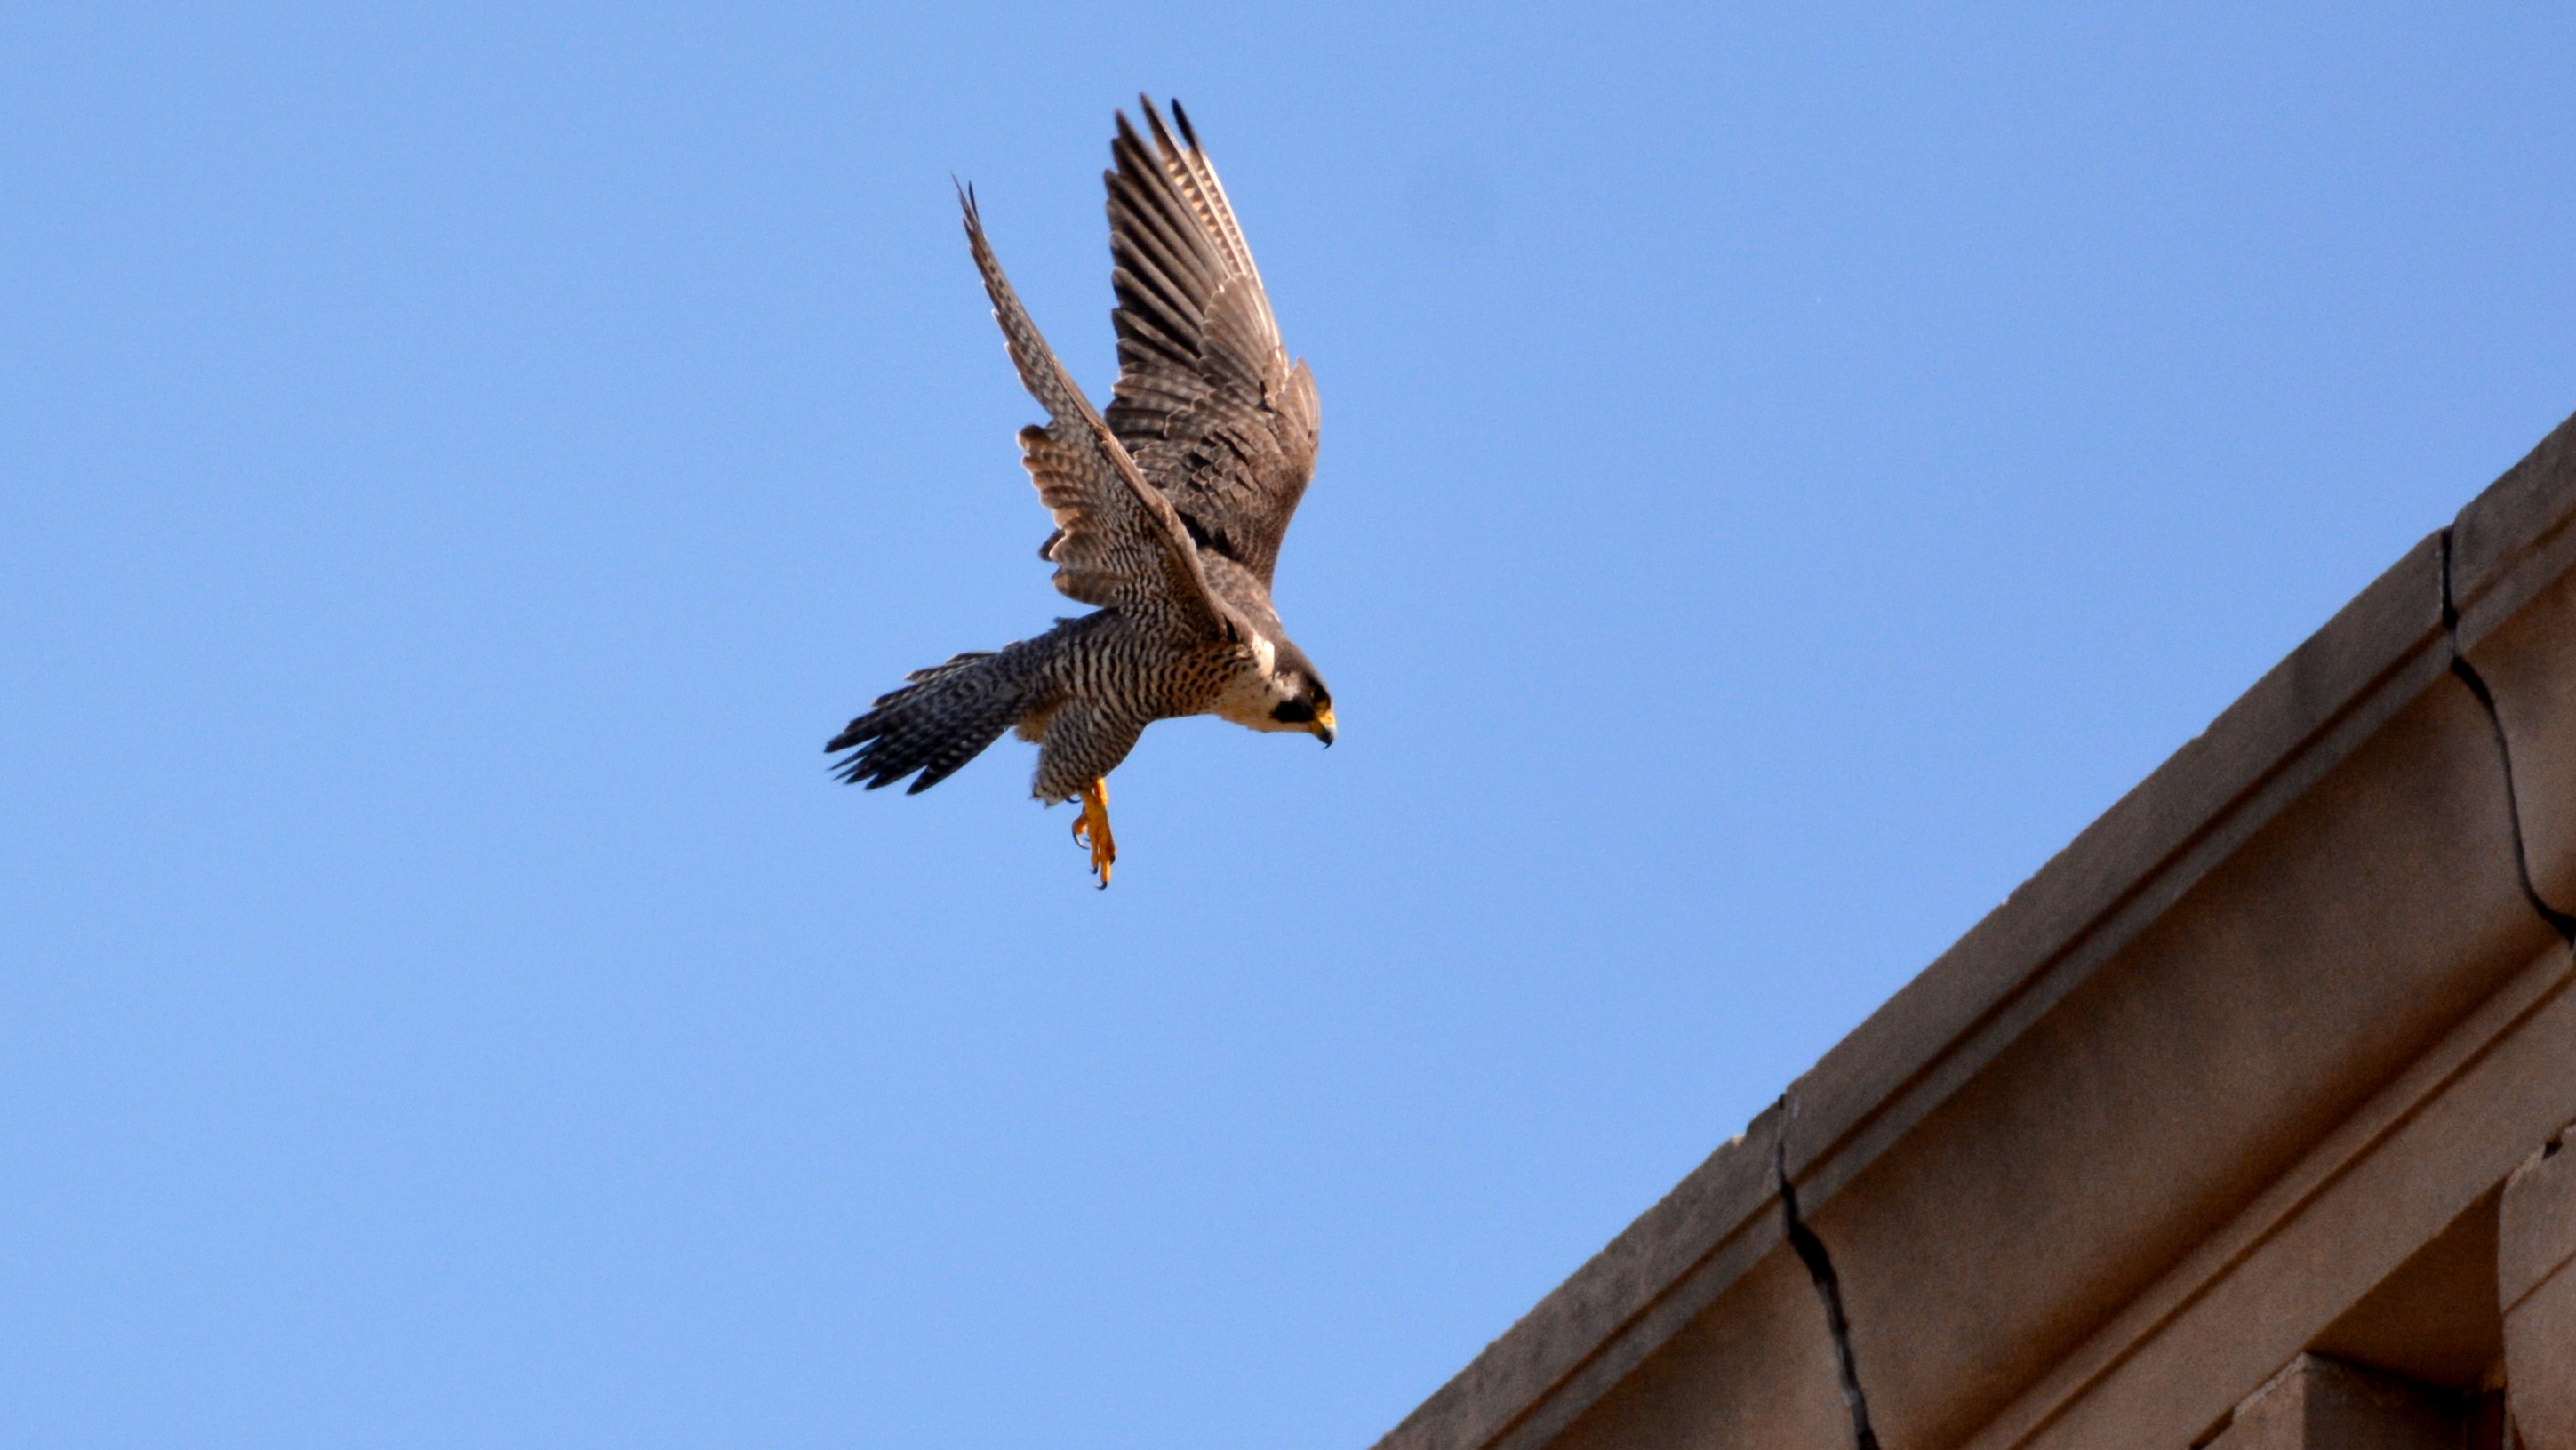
[1139,97,1180,158]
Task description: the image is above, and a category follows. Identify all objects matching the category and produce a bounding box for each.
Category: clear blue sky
[5,4,2572,1446]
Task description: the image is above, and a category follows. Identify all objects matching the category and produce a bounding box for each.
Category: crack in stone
[1736,532,2568,1450]
[1732,532,2565,1450]
[2439,529,2576,947]
[1776,1096,1883,1450]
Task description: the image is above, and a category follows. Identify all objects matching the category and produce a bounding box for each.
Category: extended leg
[1070,777,1116,887]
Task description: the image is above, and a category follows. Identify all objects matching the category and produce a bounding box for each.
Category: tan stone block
[2503,1135,2576,1450]
[1372,412,2576,1450]
[2207,1354,2453,1450]
[2311,1187,2504,1389]
[1828,677,2538,1450]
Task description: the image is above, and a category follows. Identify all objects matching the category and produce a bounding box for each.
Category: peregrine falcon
[828,98,1332,886]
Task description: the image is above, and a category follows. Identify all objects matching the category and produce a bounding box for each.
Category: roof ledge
[1374,406,2576,1450]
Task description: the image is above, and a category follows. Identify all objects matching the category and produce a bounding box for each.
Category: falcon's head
[1232,637,1335,746]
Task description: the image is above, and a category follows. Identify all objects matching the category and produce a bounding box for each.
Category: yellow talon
[1072,777,1116,888]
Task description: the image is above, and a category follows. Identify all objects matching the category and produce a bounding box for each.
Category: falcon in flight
[828,99,1331,886]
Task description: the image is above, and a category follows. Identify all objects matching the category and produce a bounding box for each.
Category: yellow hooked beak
[1313,705,1336,747]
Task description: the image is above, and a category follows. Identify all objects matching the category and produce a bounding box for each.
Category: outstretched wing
[1102,98,1320,589]
[961,188,1239,643]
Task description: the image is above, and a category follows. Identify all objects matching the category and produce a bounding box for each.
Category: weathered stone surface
[1974,941,2576,1450]
[1788,527,2455,1189]
[2311,1188,2503,1390]
[1832,677,2536,1449]
[1545,1249,1849,1450]
[1370,409,2576,1450]
[2207,1355,2455,1450]
[2451,407,2576,652]
[2502,1132,2576,1450]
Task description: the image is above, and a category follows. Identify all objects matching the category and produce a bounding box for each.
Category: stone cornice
[1374,408,2576,1450]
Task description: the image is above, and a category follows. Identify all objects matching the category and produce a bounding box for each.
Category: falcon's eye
[1270,698,1316,725]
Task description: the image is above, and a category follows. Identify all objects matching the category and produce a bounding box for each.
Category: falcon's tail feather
[828,649,1035,793]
